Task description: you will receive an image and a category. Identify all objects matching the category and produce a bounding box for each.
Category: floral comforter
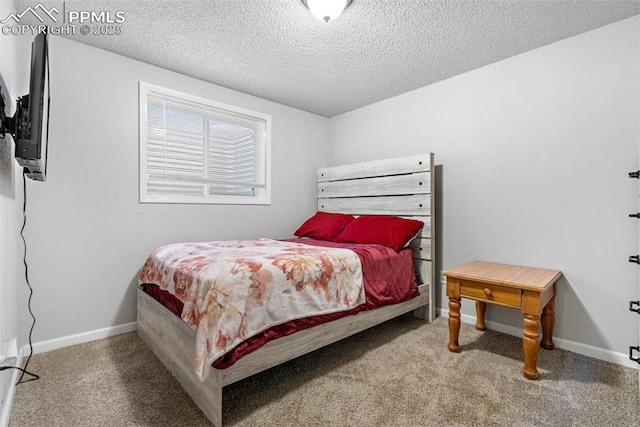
[138,238,365,380]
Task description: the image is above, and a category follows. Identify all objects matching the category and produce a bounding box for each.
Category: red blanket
[143,239,419,369]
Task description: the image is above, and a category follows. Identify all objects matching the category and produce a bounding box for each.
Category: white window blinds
[139,83,271,204]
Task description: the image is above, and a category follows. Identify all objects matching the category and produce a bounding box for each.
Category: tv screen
[15,33,49,181]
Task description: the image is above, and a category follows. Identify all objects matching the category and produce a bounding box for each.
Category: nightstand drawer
[460,280,521,308]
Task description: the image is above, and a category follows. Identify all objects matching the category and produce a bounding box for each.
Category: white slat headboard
[317,153,435,321]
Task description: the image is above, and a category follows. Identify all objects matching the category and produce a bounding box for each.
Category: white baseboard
[22,322,137,356]
[0,347,23,427]
[436,308,638,370]
[14,311,639,369]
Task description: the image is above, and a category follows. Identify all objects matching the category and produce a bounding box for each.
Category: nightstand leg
[522,314,541,380]
[541,299,555,350]
[475,301,487,331]
[448,298,461,352]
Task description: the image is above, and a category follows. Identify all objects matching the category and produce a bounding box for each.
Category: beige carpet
[9,315,640,426]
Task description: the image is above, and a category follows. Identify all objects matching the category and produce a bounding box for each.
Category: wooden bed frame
[137,153,436,426]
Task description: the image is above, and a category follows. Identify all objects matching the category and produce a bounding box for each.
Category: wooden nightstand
[443,261,562,379]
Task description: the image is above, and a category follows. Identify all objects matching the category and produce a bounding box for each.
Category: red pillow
[334,215,424,251]
[294,212,356,241]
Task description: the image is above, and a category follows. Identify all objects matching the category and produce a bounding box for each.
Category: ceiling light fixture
[302,0,352,23]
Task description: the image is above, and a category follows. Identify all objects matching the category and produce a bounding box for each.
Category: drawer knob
[483,288,493,298]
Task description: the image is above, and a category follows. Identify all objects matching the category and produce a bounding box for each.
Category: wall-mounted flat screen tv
[0,33,50,181]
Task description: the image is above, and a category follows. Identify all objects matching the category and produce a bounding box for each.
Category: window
[139,82,271,204]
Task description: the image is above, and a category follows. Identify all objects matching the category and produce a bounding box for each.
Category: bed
[136,153,436,426]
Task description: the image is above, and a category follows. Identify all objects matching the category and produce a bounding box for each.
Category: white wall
[0,1,30,359]
[22,36,330,348]
[330,16,640,365]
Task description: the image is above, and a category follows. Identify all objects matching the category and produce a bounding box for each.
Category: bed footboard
[137,283,430,426]
[137,288,223,426]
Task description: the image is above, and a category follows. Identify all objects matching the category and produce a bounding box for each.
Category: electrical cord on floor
[0,365,39,381]
[9,171,40,384]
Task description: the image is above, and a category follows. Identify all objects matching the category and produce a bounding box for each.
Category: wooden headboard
[317,153,435,321]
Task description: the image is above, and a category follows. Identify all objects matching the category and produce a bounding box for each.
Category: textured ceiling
[12,0,640,117]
